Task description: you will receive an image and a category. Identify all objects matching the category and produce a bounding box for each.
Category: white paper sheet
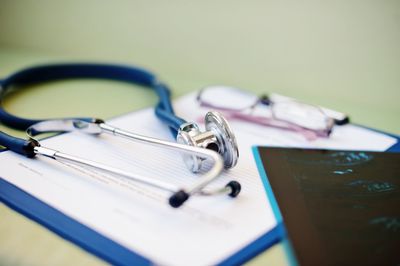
[0,92,396,265]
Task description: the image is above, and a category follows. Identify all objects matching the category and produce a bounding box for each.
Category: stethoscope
[0,63,240,208]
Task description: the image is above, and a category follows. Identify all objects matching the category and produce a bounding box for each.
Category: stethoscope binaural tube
[0,63,241,207]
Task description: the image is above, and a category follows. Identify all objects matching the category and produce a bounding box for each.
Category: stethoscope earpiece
[177,111,239,173]
[225,180,241,197]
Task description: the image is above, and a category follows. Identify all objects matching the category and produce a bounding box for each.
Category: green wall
[0,0,399,133]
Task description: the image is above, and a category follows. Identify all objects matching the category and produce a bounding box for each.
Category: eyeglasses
[196,86,335,140]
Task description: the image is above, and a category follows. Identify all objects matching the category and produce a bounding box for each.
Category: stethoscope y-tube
[0,64,241,208]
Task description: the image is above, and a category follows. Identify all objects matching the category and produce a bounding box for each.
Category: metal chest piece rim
[177,111,239,172]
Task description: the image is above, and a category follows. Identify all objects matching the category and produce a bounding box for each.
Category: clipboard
[252,130,400,266]
[0,121,397,265]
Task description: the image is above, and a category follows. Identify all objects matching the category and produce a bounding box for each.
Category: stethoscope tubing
[0,63,241,207]
[0,63,185,134]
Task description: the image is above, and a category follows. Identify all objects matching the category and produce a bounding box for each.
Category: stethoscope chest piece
[177,111,239,172]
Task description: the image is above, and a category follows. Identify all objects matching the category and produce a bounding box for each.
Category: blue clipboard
[251,130,400,266]
[0,153,284,265]
[1,126,398,265]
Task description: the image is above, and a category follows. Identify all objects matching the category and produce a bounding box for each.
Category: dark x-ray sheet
[255,147,400,266]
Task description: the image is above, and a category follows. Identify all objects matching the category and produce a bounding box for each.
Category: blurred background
[0,0,399,265]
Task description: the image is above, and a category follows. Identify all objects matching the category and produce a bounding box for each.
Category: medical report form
[0,92,396,265]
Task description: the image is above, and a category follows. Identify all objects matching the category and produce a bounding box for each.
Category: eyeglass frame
[196,87,335,140]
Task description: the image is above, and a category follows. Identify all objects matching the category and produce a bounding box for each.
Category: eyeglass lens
[272,101,330,131]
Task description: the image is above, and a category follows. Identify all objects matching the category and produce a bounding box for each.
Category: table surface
[0,1,399,265]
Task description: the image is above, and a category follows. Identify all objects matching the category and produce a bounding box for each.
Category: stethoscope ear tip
[169,190,190,208]
[226,181,241,197]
